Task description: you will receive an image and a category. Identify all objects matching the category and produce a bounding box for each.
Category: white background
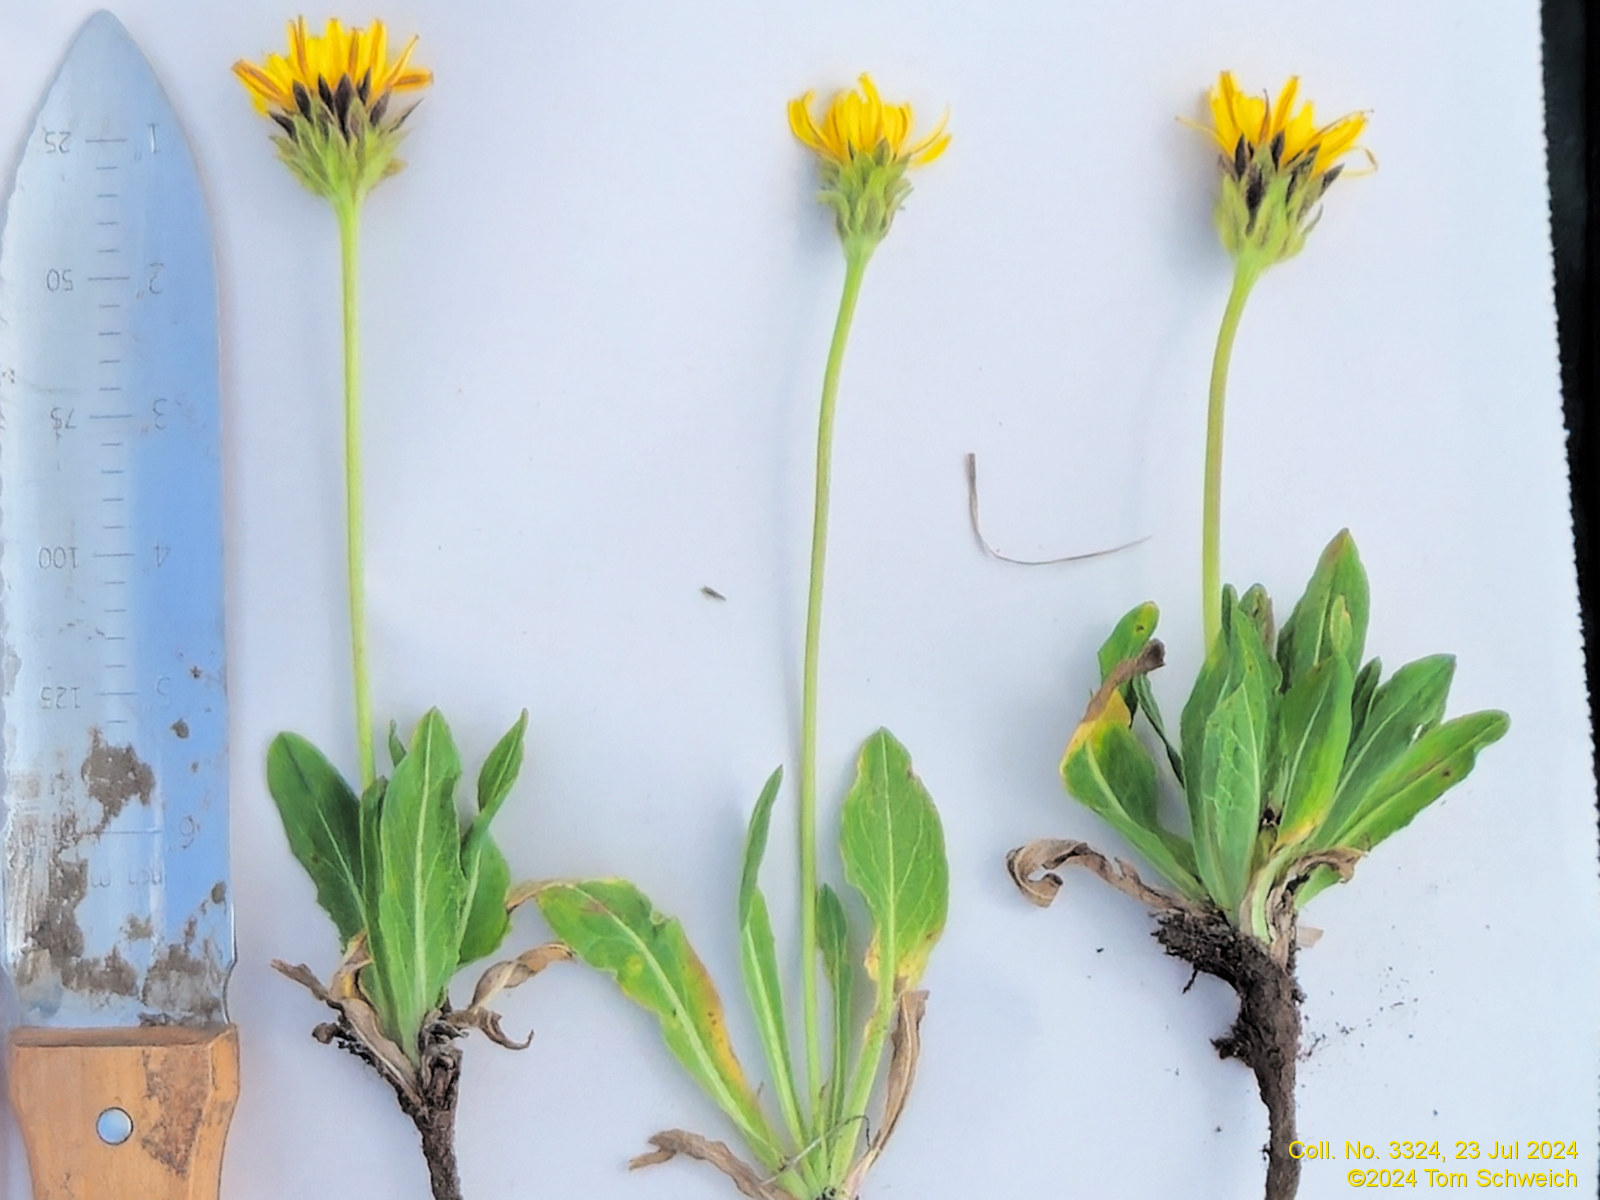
[0,2,1594,1198]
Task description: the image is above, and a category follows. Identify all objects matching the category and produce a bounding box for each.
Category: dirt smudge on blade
[81,728,155,834]
[124,914,156,941]
[141,913,225,1024]
[12,831,138,998]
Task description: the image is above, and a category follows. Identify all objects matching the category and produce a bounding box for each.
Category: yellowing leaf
[534,879,781,1167]
[1061,712,1205,902]
[839,730,948,990]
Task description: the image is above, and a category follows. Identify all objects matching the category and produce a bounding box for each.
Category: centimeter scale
[0,13,237,1200]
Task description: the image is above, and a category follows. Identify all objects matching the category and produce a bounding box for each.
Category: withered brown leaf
[629,1129,793,1200]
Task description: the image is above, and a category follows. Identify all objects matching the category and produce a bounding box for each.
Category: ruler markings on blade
[0,11,230,1030]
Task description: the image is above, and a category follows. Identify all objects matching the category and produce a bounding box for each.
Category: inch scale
[0,15,238,1200]
[0,11,230,1036]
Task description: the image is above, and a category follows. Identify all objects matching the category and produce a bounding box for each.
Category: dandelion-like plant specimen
[1009,74,1507,1200]
[236,20,566,1200]
[533,76,951,1200]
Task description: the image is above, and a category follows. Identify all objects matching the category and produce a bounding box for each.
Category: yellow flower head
[789,74,949,255]
[788,74,950,169]
[234,17,431,206]
[1206,73,1364,184]
[1200,72,1368,270]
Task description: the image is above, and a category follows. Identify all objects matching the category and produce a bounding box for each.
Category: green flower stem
[799,241,871,1125]
[335,197,375,790]
[1201,261,1260,651]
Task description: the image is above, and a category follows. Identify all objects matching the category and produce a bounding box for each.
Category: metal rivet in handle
[95,1107,133,1145]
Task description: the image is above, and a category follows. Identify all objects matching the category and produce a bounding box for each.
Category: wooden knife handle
[9,1025,239,1200]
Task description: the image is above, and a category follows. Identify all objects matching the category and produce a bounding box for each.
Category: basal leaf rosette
[1048,532,1507,952]
[1011,531,1508,1200]
[534,730,948,1200]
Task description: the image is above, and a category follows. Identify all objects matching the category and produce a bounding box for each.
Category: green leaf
[1061,705,1205,901]
[1182,590,1276,914]
[817,883,854,1130]
[839,730,948,991]
[1277,529,1369,687]
[1131,675,1184,785]
[370,710,468,1059]
[1180,587,1239,778]
[1096,602,1159,683]
[734,768,803,1142]
[1092,718,1161,830]
[357,775,402,1041]
[1094,603,1183,783]
[1334,710,1509,853]
[1319,655,1455,848]
[1193,682,1267,913]
[358,775,385,898]
[737,767,782,915]
[476,709,530,817]
[1349,657,1383,746]
[1237,582,1277,656]
[456,836,512,967]
[1273,654,1355,849]
[266,733,365,946]
[1293,863,1343,909]
[1326,597,1354,661]
[387,721,407,768]
[535,879,779,1164]
[1179,588,1279,763]
[1294,701,1502,914]
[457,711,531,966]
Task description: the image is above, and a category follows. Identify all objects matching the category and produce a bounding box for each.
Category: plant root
[1010,838,1306,1200]
[313,1011,467,1200]
[1154,906,1303,1200]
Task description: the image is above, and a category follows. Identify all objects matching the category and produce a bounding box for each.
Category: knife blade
[0,11,236,1198]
